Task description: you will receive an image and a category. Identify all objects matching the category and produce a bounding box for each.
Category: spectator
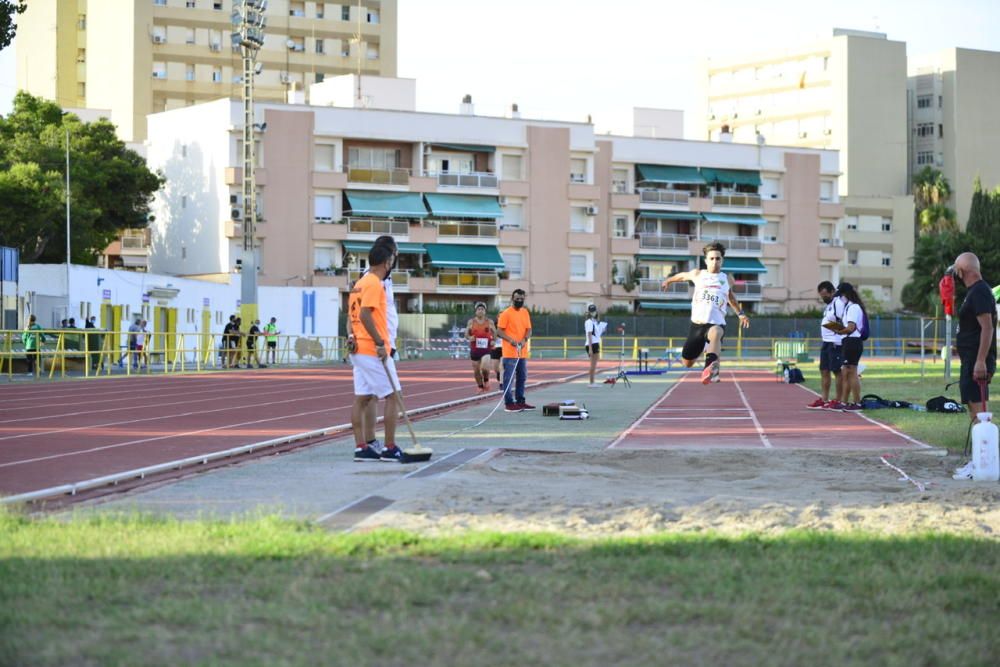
[22,314,44,376]
[246,319,266,368]
[808,281,845,409]
[584,304,607,387]
[126,317,142,368]
[263,317,280,365]
[829,282,867,412]
[497,289,535,412]
[221,315,236,368]
[229,317,244,368]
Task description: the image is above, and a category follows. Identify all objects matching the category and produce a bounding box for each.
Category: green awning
[345,191,428,218]
[636,211,702,221]
[424,194,503,219]
[702,213,767,226]
[637,255,692,263]
[636,164,706,184]
[699,168,762,186]
[424,243,505,269]
[638,301,691,311]
[721,258,767,274]
[428,143,496,153]
[342,241,426,255]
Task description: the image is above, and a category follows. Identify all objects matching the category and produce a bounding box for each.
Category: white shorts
[352,354,399,399]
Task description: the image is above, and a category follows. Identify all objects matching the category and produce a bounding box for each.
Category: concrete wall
[526,126,571,311]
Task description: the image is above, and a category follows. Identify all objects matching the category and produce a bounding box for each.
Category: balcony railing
[347,166,410,185]
[712,192,762,208]
[348,270,411,288]
[346,217,410,236]
[639,189,691,206]
[638,280,690,297]
[731,281,763,298]
[427,171,499,188]
[437,271,499,289]
[703,235,762,252]
[819,238,844,247]
[120,236,149,250]
[638,233,691,250]
[436,221,498,238]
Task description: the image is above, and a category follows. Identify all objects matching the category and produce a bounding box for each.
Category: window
[502,252,523,278]
[185,64,195,81]
[211,67,222,82]
[612,259,630,284]
[152,62,167,79]
[289,2,305,17]
[938,124,943,139]
[77,82,86,97]
[569,207,592,233]
[569,158,586,183]
[367,9,380,23]
[501,203,523,229]
[314,245,336,271]
[348,147,401,169]
[938,95,943,108]
[819,181,833,202]
[848,250,858,266]
[186,0,196,7]
[881,218,892,232]
[502,154,523,180]
[314,195,335,222]
[152,26,166,42]
[185,28,195,44]
[340,40,350,57]
[612,168,628,193]
[181,195,187,209]
[613,215,628,238]
[917,151,934,165]
[367,46,379,60]
[154,0,166,5]
[213,1,222,9]
[916,122,934,137]
[316,5,324,18]
[314,144,336,171]
[342,5,350,20]
[917,95,932,109]
[569,254,588,280]
[315,38,324,54]
[315,72,325,83]
[845,216,858,231]
[763,262,782,288]
[763,221,780,243]
[76,48,86,63]
[77,14,86,29]
[761,176,782,200]
[882,255,892,267]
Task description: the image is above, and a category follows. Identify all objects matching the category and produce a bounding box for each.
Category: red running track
[0,359,595,496]
[610,369,929,451]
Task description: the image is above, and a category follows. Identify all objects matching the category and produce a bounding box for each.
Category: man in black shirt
[246,319,266,368]
[954,252,997,415]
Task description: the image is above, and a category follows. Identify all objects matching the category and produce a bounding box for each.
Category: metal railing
[428,171,499,188]
[819,238,844,247]
[347,166,410,185]
[638,233,691,250]
[712,192,762,208]
[639,189,691,205]
[638,280,690,297]
[120,236,149,250]
[347,270,411,288]
[731,281,763,298]
[436,271,499,289]
[703,235,762,252]
[346,217,410,236]
[436,221,499,238]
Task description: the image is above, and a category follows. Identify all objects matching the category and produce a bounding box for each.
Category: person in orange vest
[497,289,535,412]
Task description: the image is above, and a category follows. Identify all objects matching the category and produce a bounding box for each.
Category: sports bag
[926,396,965,413]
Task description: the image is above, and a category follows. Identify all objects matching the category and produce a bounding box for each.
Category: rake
[381,356,433,464]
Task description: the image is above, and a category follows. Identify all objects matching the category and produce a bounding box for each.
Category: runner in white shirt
[824,282,868,412]
[661,241,750,384]
[584,304,608,386]
[808,281,845,409]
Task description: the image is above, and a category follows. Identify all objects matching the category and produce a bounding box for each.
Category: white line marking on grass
[607,375,685,449]
[732,372,772,449]
[794,383,932,449]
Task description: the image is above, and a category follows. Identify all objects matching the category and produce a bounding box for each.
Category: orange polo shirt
[348,272,388,357]
[498,306,532,359]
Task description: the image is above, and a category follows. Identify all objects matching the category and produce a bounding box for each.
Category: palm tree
[918,204,958,236]
[912,167,952,210]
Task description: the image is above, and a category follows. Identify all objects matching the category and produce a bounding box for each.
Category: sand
[360,448,1000,538]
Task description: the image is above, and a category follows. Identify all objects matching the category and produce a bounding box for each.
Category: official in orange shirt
[497,288,535,412]
[348,244,403,462]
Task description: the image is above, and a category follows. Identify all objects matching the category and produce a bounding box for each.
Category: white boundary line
[645,416,752,421]
[793,383,933,449]
[732,371,773,449]
[606,375,684,449]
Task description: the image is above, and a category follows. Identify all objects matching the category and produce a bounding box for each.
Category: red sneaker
[806,398,826,409]
[823,401,844,411]
[841,403,863,412]
[701,360,720,385]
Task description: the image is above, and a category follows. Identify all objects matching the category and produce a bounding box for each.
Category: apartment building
[144,90,842,315]
[16,0,397,142]
[695,28,914,308]
[908,48,1000,226]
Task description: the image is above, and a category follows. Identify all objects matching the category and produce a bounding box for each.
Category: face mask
[384,255,397,279]
[512,298,525,309]
[821,295,832,304]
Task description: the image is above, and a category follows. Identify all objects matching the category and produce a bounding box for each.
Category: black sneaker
[353,445,381,462]
[379,445,403,462]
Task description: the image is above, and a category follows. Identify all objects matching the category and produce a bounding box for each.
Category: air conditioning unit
[231,208,242,220]
[498,196,508,206]
[229,194,239,204]
[210,43,222,52]
[585,205,599,216]
[279,72,290,83]
[764,235,778,243]
[152,34,165,44]
[798,131,808,138]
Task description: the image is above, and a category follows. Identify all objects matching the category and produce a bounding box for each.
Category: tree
[911,167,956,237]
[964,177,1000,286]
[901,230,969,314]
[0,1,25,51]
[0,92,164,264]
[918,203,958,235]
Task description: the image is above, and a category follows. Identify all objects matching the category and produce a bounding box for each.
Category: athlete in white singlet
[661,241,751,384]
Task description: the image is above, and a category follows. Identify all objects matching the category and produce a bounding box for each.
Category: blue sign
[0,246,18,282]
[102,289,112,299]
[142,294,150,303]
[203,297,210,307]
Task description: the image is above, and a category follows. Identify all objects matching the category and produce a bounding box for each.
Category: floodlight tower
[231,0,267,321]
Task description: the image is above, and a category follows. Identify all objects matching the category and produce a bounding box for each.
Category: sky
[2,0,1000,135]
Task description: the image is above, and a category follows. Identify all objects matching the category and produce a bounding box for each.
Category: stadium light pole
[231,0,267,323]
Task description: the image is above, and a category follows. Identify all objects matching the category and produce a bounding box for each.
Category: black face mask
[512,298,525,309]
[821,295,833,304]
[384,254,397,279]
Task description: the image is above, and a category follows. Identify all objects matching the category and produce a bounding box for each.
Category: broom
[381,356,433,464]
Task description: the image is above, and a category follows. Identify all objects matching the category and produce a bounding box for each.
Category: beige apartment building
[16,0,397,142]
[144,87,843,315]
[696,28,915,308]
[908,48,1000,226]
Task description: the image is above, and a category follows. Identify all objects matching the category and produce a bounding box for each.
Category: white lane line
[731,371,773,449]
[607,375,685,449]
[651,408,748,412]
[645,416,752,421]
[793,383,932,449]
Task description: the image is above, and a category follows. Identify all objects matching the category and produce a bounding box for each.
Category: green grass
[2,511,999,667]
[802,361,975,452]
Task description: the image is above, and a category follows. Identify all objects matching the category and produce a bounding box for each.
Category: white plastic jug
[971,412,1000,482]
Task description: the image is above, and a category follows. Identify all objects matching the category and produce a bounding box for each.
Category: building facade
[16,0,397,141]
[695,28,914,308]
[145,95,843,315]
[907,48,1000,226]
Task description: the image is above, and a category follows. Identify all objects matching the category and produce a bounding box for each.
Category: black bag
[860,394,911,409]
[787,367,805,384]
[926,396,965,413]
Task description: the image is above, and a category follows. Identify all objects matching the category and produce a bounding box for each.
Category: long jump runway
[0,359,599,498]
[610,369,929,451]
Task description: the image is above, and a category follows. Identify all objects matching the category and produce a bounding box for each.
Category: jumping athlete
[466,301,497,393]
[661,241,750,384]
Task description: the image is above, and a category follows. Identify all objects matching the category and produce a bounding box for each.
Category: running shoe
[353,445,381,462]
[952,461,974,480]
[806,398,827,409]
[588,382,600,388]
[822,400,844,411]
[379,445,403,462]
[504,403,525,413]
[521,403,536,410]
[701,360,721,385]
[841,403,863,412]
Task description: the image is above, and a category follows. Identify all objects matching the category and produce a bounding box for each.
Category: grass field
[2,511,999,667]
[800,360,977,452]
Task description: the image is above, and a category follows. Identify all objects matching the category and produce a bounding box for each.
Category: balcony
[346,217,409,236]
[312,221,348,241]
[348,270,412,290]
[120,234,150,253]
[638,280,690,298]
[639,189,691,206]
[428,171,498,189]
[819,238,844,247]
[711,193,762,208]
[436,221,498,239]
[347,167,410,186]
[437,271,500,291]
[700,235,762,253]
[730,281,763,301]
[638,233,691,251]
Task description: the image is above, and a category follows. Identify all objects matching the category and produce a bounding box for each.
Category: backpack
[860,394,911,410]
[926,396,966,413]
[856,307,870,341]
[787,367,805,384]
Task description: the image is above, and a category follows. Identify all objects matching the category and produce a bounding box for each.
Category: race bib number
[475,337,489,349]
[698,289,724,309]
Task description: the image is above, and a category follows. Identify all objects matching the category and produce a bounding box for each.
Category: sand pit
[360,448,1000,538]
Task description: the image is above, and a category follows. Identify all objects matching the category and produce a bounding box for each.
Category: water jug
[971,412,1000,482]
